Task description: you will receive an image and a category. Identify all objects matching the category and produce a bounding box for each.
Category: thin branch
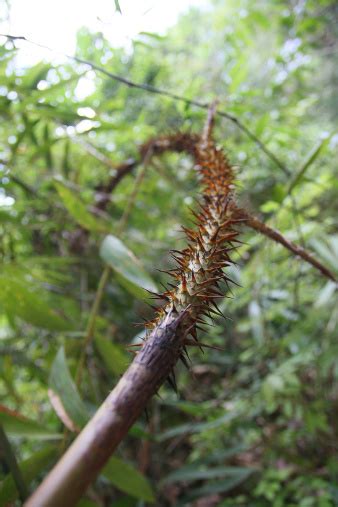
[115,153,151,236]
[72,138,117,171]
[75,265,111,388]
[286,137,329,196]
[241,210,336,281]
[94,158,138,210]
[201,100,218,145]
[1,33,290,176]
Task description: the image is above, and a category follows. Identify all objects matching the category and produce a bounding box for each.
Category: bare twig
[241,210,336,281]
[94,158,139,210]
[202,100,218,145]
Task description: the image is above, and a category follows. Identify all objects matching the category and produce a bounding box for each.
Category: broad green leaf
[102,456,155,502]
[49,347,89,430]
[54,180,109,232]
[100,234,157,299]
[0,404,60,440]
[0,273,71,331]
[0,446,56,505]
[94,335,129,376]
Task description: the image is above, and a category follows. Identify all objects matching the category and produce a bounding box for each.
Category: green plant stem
[116,150,152,236]
[0,424,28,502]
[75,265,111,388]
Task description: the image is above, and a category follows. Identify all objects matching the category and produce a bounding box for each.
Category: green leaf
[49,347,89,430]
[163,465,252,483]
[94,335,129,376]
[315,281,337,308]
[114,0,122,13]
[183,469,253,501]
[310,235,338,273]
[0,446,56,505]
[77,500,98,507]
[0,404,60,440]
[158,412,235,441]
[287,137,330,195]
[100,234,157,299]
[0,271,71,331]
[54,180,109,232]
[102,456,155,502]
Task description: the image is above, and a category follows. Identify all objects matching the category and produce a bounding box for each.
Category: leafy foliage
[0,0,337,505]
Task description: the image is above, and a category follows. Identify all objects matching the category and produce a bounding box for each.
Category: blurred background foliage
[0,0,337,505]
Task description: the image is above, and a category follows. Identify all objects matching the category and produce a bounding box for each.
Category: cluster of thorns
[95,105,336,370]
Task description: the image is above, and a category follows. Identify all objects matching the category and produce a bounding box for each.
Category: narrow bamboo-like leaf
[77,500,98,507]
[0,404,60,440]
[158,412,235,441]
[54,180,109,232]
[102,456,155,502]
[163,464,252,484]
[287,137,330,195]
[49,347,89,430]
[94,335,129,376]
[0,273,71,331]
[100,234,157,298]
[248,300,264,344]
[315,280,337,308]
[183,469,254,501]
[0,424,28,501]
[114,0,122,13]
[0,446,56,505]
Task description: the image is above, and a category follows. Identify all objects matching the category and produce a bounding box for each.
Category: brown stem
[94,158,138,211]
[25,310,189,507]
[241,211,336,281]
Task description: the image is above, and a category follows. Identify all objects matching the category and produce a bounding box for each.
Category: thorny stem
[25,107,336,506]
[26,107,240,506]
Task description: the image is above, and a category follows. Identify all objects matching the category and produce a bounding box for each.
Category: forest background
[0,0,337,505]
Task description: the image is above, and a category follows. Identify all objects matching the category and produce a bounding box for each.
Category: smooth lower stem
[25,311,187,507]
